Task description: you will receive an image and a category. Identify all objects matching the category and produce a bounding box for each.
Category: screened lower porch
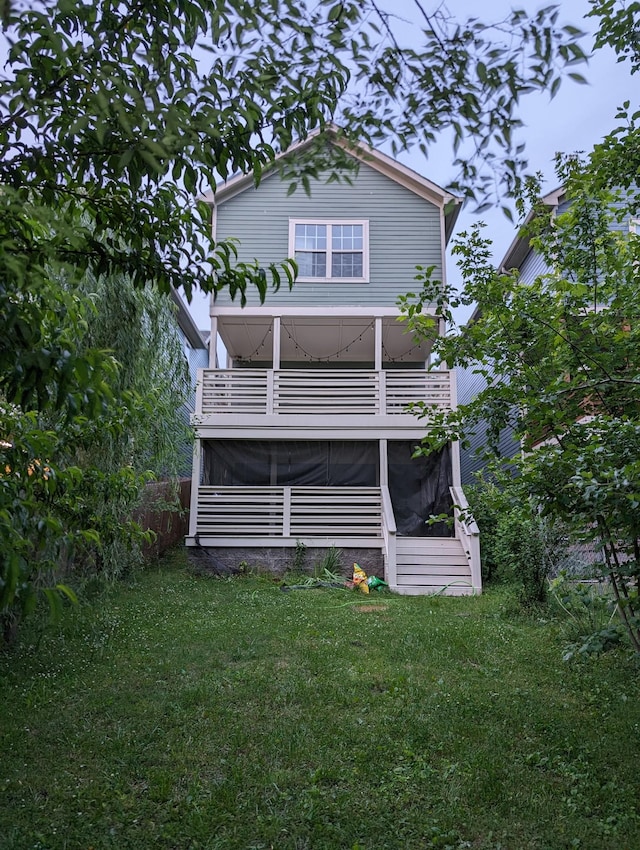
[189,438,453,540]
[186,439,480,594]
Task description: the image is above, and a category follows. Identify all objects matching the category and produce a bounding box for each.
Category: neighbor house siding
[516,247,549,283]
[458,364,491,484]
[214,159,443,308]
[457,244,547,484]
[457,365,520,484]
[177,333,208,476]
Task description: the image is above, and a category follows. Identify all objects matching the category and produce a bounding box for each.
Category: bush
[465,477,570,607]
[549,573,622,658]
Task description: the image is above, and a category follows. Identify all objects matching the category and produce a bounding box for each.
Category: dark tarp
[387,441,453,537]
[202,440,378,487]
[202,438,452,537]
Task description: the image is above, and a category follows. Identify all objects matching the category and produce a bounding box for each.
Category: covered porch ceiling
[216,314,435,364]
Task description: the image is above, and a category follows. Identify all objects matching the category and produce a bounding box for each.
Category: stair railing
[380,485,397,587]
[449,485,482,594]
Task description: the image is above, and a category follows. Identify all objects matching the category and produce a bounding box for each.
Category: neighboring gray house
[457,185,637,483]
[187,128,482,594]
[457,187,566,483]
[170,289,209,475]
[171,289,209,411]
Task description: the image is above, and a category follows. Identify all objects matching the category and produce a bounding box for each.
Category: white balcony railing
[198,369,452,416]
[195,486,383,540]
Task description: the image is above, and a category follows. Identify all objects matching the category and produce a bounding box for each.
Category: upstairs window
[289,219,369,282]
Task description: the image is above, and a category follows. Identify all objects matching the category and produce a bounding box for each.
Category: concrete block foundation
[186,545,384,579]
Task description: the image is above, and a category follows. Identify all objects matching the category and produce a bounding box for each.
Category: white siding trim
[211,306,437,318]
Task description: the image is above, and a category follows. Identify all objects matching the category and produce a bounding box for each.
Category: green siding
[214,158,443,308]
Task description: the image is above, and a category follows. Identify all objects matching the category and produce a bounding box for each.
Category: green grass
[1,549,639,850]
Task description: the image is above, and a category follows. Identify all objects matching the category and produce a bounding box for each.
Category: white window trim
[629,218,640,234]
[288,219,370,283]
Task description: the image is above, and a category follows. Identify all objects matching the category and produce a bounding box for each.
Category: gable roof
[201,126,462,243]
[170,288,208,350]
[467,186,566,325]
[499,186,566,271]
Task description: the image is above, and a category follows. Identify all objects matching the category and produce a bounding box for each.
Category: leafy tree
[0,0,588,300]
[0,267,189,644]
[401,158,640,652]
[0,0,592,640]
[0,0,591,464]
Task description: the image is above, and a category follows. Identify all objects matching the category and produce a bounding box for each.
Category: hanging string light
[236,325,272,361]
[235,321,425,364]
[281,320,375,362]
[382,339,426,363]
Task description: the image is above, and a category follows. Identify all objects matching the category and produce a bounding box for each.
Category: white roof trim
[202,125,461,219]
[170,288,208,349]
[467,186,565,325]
[500,185,565,272]
[211,305,437,319]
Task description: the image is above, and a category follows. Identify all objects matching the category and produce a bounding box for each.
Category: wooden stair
[390,536,474,596]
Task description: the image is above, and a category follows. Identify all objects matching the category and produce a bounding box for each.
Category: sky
[183,0,638,330]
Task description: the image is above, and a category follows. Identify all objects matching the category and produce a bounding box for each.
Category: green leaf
[56,583,79,605]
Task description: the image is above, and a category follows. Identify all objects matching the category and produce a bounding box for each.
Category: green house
[187,129,481,594]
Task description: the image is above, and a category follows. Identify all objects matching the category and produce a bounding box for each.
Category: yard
[1,549,638,850]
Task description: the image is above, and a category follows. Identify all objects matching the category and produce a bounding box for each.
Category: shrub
[465,476,570,607]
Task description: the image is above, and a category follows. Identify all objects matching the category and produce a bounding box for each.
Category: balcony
[195,368,453,417]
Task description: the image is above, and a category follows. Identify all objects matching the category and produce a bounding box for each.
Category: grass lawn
[1,549,639,850]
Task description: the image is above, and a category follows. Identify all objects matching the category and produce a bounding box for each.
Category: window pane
[295,224,326,250]
[332,224,362,250]
[332,252,363,278]
[296,251,327,277]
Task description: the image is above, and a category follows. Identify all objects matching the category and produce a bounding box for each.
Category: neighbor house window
[289,220,369,282]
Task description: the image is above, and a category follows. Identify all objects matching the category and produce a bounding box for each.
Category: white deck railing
[198,369,452,416]
[196,486,382,540]
[449,485,482,593]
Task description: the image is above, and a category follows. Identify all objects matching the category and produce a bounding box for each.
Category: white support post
[209,316,218,369]
[194,368,204,415]
[272,316,281,370]
[449,368,462,486]
[386,524,397,589]
[379,370,387,415]
[374,317,382,371]
[379,439,388,487]
[380,484,397,589]
[266,370,274,415]
[187,439,201,539]
[470,533,482,594]
[283,487,292,537]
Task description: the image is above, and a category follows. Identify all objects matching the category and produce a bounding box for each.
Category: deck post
[470,532,482,594]
[374,317,382,371]
[283,487,292,538]
[266,370,274,415]
[194,368,204,417]
[379,439,388,486]
[272,317,281,369]
[209,316,218,369]
[187,441,201,538]
[449,368,462,486]
[380,485,397,588]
